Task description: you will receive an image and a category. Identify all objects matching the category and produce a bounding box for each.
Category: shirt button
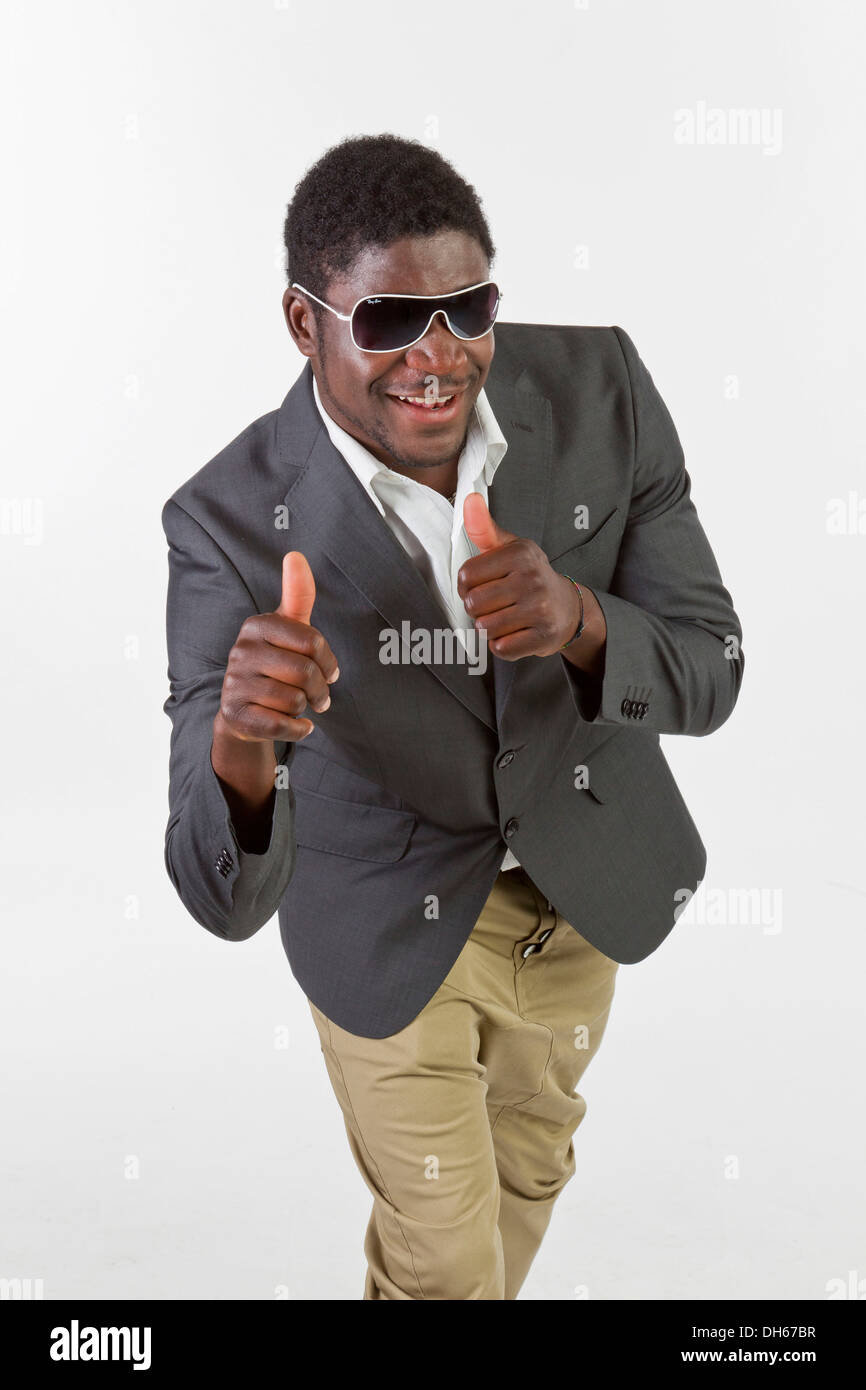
[497,750,515,769]
[504,817,519,838]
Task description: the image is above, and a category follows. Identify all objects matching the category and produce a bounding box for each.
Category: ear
[283,286,317,358]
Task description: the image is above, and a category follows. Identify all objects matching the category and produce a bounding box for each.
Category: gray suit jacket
[162,323,744,1038]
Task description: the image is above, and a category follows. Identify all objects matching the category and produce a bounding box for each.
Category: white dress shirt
[311,374,521,872]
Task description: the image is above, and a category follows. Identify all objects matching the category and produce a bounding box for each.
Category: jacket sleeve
[161,498,296,942]
[561,326,745,735]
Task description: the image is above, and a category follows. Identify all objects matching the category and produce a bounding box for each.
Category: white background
[1,0,863,1300]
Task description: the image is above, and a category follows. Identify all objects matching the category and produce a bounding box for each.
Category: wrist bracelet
[559,576,585,649]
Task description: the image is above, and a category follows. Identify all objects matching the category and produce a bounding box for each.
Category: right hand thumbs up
[215,550,340,747]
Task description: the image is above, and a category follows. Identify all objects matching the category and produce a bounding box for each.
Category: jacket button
[497,750,515,769]
[504,817,519,838]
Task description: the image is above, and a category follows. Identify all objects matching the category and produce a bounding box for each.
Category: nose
[403,309,470,372]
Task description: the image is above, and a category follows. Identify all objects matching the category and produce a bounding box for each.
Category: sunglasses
[290,279,502,354]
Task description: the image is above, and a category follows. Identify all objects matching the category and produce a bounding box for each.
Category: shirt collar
[311,373,508,507]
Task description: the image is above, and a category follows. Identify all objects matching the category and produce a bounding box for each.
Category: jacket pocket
[581,729,704,851]
[546,506,621,569]
[579,728,660,805]
[292,785,416,863]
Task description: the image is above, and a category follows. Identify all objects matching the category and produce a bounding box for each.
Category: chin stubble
[319,358,469,471]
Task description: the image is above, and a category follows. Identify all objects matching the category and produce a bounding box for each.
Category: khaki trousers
[307,864,619,1300]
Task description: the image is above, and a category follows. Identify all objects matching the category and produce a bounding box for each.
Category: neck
[387,458,459,500]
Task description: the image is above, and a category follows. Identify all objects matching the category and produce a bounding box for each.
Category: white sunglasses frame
[290,279,502,354]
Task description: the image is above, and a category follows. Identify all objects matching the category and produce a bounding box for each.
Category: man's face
[283,230,495,474]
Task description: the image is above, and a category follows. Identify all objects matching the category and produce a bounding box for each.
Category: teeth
[396,395,453,407]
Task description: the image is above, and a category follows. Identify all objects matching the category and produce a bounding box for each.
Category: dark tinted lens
[352,283,500,351]
[447,282,500,340]
[352,296,431,352]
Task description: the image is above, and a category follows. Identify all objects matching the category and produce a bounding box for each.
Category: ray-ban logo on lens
[379,622,488,675]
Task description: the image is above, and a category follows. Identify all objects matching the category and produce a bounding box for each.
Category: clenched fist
[210,552,339,851]
[216,551,340,745]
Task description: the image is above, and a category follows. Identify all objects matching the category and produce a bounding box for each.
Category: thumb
[278,550,316,624]
[463,491,514,553]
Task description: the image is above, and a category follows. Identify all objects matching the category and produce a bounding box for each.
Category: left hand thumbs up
[457,490,599,663]
[462,492,516,553]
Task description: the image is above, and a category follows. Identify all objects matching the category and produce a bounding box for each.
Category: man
[162,133,744,1300]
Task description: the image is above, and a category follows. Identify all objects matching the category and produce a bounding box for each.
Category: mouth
[384,388,465,425]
